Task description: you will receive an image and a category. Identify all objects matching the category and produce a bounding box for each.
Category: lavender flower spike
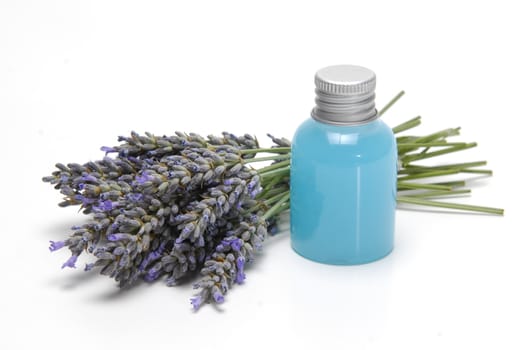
[62,255,78,269]
[49,240,66,252]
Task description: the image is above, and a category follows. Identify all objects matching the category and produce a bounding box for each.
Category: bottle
[290,65,397,265]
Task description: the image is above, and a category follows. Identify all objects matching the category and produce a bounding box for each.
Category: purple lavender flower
[190,296,203,310]
[213,291,225,304]
[186,163,199,172]
[73,194,84,202]
[81,174,98,183]
[93,200,114,212]
[201,210,210,224]
[62,255,78,269]
[181,223,195,235]
[135,173,151,185]
[100,146,117,154]
[139,241,166,271]
[173,213,197,223]
[230,238,242,252]
[249,187,261,198]
[247,176,260,197]
[236,256,245,271]
[164,275,176,286]
[235,271,246,284]
[235,256,246,284]
[144,268,161,282]
[84,263,95,271]
[103,200,114,211]
[49,240,66,252]
[252,236,263,251]
[127,193,143,202]
[197,235,205,248]
[236,200,244,210]
[107,233,131,242]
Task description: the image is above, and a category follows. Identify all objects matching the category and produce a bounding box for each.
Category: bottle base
[291,243,394,266]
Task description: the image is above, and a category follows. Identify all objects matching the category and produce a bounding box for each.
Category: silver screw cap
[312,65,378,125]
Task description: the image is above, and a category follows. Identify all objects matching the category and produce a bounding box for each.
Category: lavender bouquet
[43,92,503,310]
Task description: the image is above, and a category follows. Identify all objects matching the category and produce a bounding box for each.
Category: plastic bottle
[290,64,397,265]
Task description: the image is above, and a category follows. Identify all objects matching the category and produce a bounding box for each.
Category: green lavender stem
[258,175,286,198]
[398,142,469,148]
[378,90,405,117]
[243,154,290,163]
[397,182,453,191]
[401,143,477,164]
[459,169,493,175]
[257,159,291,174]
[262,192,290,221]
[399,161,488,174]
[398,168,461,181]
[262,191,289,206]
[397,196,504,215]
[259,166,290,180]
[409,127,461,144]
[240,147,291,155]
[404,189,471,198]
[433,180,467,188]
[392,116,422,134]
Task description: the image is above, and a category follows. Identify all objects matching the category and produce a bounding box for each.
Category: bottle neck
[311,89,378,126]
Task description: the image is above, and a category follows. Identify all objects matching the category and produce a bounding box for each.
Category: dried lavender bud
[49,240,65,252]
[62,255,79,269]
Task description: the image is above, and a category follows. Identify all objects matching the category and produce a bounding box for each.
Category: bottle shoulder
[293,118,395,149]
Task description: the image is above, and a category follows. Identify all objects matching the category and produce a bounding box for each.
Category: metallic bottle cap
[312,65,378,125]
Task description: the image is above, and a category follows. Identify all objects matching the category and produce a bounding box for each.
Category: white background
[1,1,521,349]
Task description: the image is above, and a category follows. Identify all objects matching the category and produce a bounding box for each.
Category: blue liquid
[290,118,397,265]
